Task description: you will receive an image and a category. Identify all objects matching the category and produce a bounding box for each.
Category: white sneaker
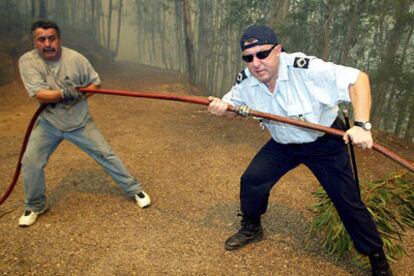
[134,191,151,208]
[18,208,47,227]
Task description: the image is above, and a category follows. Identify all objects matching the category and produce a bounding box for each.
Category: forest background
[0,0,413,141]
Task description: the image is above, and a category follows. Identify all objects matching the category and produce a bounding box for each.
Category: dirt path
[0,63,413,275]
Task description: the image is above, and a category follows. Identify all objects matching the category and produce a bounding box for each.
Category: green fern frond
[308,172,413,268]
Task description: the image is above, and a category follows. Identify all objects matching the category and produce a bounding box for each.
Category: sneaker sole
[19,224,30,228]
[224,232,264,251]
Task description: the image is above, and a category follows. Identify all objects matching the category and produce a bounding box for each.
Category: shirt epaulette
[235,69,248,84]
[293,56,310,69]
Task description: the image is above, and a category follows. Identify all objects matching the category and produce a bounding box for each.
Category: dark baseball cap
[240,25,280,51]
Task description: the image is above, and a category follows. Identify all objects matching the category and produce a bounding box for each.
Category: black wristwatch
[354,121,372,131]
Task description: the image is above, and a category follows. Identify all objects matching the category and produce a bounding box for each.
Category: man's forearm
[349,72,372,122]
[35,88,63,103]
[34,83,100,103]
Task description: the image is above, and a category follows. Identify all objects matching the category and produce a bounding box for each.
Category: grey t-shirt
[19,47,101,131]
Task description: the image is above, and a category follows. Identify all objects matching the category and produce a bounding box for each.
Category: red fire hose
[1,88,412,206]
[79,88,413,172]
[0,104,46,205]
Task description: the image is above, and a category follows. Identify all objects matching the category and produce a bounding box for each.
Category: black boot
[224,214,263,251]
[369,249,392,276]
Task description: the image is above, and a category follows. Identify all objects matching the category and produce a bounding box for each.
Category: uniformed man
[207,25,391,276]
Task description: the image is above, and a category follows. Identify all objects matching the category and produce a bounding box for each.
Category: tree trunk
[399,24,414,66]
[114,0,123,56]
[393,25,414,137]
[320,1,333,60]
[403,96,414,141]
[182,0,195,83]
[39,0,47,18]
[54,0,66,28]
[339,0,365,64]
[100,3,106,46]
[270,0,290,28]
[372,0,411,126]
[6,0,11,31]
[31,0,36,19]
[91,0,96,37]
[394,92,408,136]
[174,1,185,73]
[107,0,113,51]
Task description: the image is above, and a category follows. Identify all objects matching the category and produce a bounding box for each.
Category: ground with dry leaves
[0,62,413,275]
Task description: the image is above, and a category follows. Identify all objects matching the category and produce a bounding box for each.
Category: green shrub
[308,172,414,267]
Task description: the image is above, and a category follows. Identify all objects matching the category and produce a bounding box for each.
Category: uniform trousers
[240,124,383,255]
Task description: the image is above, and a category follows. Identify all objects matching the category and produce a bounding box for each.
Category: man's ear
[275,44,283,53]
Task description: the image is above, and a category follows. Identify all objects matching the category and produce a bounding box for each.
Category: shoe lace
[237,213,247,224]
[237,213,260,232]
[24,210,32,216]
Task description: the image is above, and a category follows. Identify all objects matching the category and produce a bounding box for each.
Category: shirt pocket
[281,90,313,118]
[305,75,338,107]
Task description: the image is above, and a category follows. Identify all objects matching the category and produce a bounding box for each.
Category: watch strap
[354,121,372,130]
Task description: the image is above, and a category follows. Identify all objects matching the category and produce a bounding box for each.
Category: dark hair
[31,20,61,38]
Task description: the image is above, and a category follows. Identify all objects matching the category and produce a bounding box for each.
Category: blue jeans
[22,118,142,212]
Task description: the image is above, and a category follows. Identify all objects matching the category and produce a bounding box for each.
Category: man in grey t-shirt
[18,20,151,227]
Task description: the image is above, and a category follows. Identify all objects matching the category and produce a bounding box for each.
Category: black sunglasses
[241,44,277,63]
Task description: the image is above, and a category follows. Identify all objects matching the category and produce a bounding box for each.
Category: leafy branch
[308,172,414,268]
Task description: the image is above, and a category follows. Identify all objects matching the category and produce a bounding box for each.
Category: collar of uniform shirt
[277,52,290,81]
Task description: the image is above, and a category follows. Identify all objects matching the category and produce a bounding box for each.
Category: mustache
[43,48,56,52]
